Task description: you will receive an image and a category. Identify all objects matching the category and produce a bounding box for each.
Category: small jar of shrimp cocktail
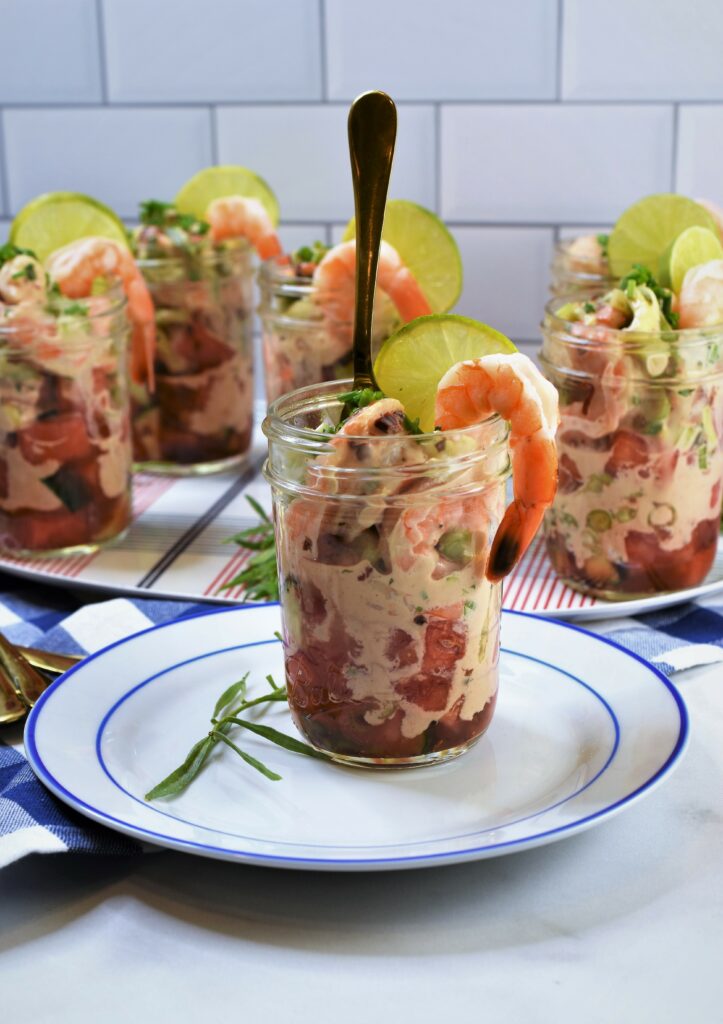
[264,316,558,768]
[542,265,723,599]
[258,201,462,404]
[131,168,281,473]
[550,235,614,298]
[0,247,132,556]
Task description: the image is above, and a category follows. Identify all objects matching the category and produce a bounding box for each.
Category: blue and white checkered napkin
[2,575,723,869]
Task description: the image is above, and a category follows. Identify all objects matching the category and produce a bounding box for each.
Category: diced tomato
[604,430,649,476]
[16,414,93,466]
[624,520,718,591]
[558,453,583,494]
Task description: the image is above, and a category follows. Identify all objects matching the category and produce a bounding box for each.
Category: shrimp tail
[255,234,283,261]
[486,500,545,582]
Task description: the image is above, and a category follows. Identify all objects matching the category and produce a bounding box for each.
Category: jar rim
[0,287,127,340]
[135,238,251,270]
[543,293,723,343]
[258,258,314,291]
[263,377,508,450]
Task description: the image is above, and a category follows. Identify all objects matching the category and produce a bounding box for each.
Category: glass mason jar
[549,238,614,298]
[258,261,400,404]
[132,243,255,474]
[541,298,723,598]
[0,292,132,556]
[263,380,510,769]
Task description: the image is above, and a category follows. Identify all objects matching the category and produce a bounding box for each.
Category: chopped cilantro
[292,240,329,266]
[11,261,37,282]
[596,233,609,259]
[138,198,209,235]
[60,301,89,316]
[337,388,385,423]
[619,264,679,328]
[0,242,36,269]
[402,414,423,435]
[583,301,596,314]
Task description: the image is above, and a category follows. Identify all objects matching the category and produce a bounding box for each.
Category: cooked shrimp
[0,254,47,305]
[678,259,723,328]
[435,353,560,582]
[45,237,156,386]
[312,240,432,341]
[206,196,282,260]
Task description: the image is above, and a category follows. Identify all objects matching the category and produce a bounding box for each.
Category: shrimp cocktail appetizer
[258,200,462,402]
[542,194,723,598]
[0,192,149,554]
[264,315,559,766]
[131,166,281,473]
[550,192,723,297]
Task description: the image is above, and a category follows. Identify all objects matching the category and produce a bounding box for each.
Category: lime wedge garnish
[9,192,129,262]
[175,166,279,225]
[608,194,716,279]
[374,313,516,432]
[342,199,462,312]
[669,225,723,294]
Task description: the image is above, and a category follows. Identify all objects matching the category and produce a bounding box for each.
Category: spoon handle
[348,91,397,390]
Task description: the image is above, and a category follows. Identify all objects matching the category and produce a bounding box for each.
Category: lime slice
[374,313,517,431]
[342,199,462,312]
[9,192,128,262]
[669,225,723,294]
[608,194,716,280]
[175,166,279,225]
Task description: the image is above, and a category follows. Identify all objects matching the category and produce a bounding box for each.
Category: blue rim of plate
[24,606,689,868]
[90,643,621,850]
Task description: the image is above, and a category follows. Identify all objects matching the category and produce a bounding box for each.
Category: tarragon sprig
[223,495,279,601]
[145,670,329,800]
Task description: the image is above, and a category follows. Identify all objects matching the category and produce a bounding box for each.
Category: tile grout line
[209,105,219,164]
[555,0,565,101]
[670,102,680,190]
[318,0,329,102]
[1,98,719,111]
[434,102,442,215]
[0,110,10,216]
[95,0,110,103]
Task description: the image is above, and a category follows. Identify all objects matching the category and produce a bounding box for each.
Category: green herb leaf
[230,717,331,762]
[224,495,278,600]
[145,735,216,800]
[213,671,249,719]
[596,233,609,259]
[0,242,36,269]
[210,730,282,781]
[619,264,679,328]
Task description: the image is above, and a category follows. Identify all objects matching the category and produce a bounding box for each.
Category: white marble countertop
[1,661,722,1023]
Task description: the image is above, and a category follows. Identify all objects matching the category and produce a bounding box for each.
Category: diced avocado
[554,302,582,322]
[627,286,663,333]
[702,406,718,447]
[437,529,474,565]
[616,506,637,523]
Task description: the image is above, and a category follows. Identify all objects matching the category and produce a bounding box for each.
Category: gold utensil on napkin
[0,635,81,724]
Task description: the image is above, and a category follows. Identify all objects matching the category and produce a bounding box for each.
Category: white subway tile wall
[0,0,722,356]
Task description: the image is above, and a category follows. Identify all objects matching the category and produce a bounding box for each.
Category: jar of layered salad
[542,269,723,598]
[549,234,614,297]
[131,202,255,474]
[264,380,510,768]
[0,247,132,556]
[258,242,415,404]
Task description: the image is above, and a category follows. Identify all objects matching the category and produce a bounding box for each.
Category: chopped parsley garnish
[60,301,89,316]
[596,233,609,259]
[402,414,423,435]
[619,264,679,328]
[583,301,595,314]
[0,242,36,269]
[11,261,37,281]
[138,198,209,235]
[292,240,329,266]
[337,388,385,422]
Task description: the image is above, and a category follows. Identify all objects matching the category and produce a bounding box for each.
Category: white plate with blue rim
[24,604,688,872]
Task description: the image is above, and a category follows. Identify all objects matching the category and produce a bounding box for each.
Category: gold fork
[0,636,81,725]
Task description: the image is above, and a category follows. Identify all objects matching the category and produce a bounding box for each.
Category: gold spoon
[0,637,81,723]
[347,90,397,389]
